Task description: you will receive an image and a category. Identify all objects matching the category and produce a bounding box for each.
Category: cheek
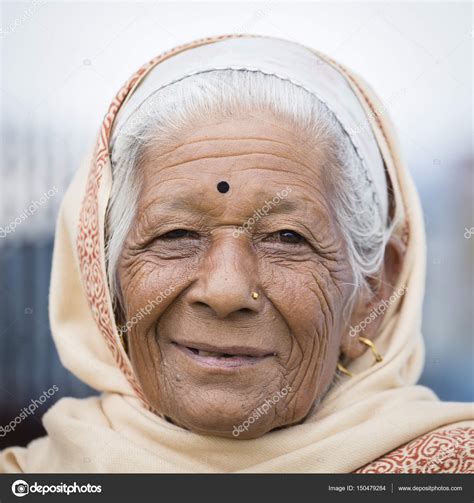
[260,258,349,407]
[262,257,346,345]
[119,251,195,322]
[118,253,198,408]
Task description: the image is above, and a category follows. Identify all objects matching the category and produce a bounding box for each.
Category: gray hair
[107,70,393,314]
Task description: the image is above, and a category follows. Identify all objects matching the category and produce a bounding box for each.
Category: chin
[174,410,275,440]
[161,389,282,440]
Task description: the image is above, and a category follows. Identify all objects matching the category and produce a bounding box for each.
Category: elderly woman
[1,35,472,473]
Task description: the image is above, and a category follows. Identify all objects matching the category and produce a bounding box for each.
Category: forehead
[137,115,334,214]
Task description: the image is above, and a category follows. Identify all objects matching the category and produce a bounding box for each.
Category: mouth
[171,341,275,369]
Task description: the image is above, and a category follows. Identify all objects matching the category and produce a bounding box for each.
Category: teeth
[198,350,222,357]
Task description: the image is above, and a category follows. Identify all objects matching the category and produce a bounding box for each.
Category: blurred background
[0,1,472,449]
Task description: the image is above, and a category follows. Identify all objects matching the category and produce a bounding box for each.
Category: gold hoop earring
[358,336,383,363]
[337,338,383,378]
[336,362,354,378]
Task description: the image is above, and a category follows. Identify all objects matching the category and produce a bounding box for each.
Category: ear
[340,235,406,360]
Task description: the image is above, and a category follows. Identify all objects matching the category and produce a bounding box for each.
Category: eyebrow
[265,198,301,214]
[153,195,304,215]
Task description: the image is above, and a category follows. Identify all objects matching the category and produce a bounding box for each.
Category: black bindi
[216,181,230,194]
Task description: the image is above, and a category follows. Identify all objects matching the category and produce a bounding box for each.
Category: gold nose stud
[251,291,259,300]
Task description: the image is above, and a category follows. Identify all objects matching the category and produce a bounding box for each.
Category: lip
[171,341,275,369]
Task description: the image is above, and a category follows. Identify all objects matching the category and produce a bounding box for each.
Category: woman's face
[118,114,359,439]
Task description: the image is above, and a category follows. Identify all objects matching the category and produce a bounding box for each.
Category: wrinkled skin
[117,114,403,439]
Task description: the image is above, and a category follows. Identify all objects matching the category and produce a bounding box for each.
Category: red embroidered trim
[356,426,474,473]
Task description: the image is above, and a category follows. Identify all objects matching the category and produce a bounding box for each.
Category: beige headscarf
[1,35,472,473]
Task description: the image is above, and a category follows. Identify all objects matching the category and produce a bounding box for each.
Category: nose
[186,232,261,319]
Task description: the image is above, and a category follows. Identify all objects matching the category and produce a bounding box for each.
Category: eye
[267,229,305,245]
[159,229,198,240]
